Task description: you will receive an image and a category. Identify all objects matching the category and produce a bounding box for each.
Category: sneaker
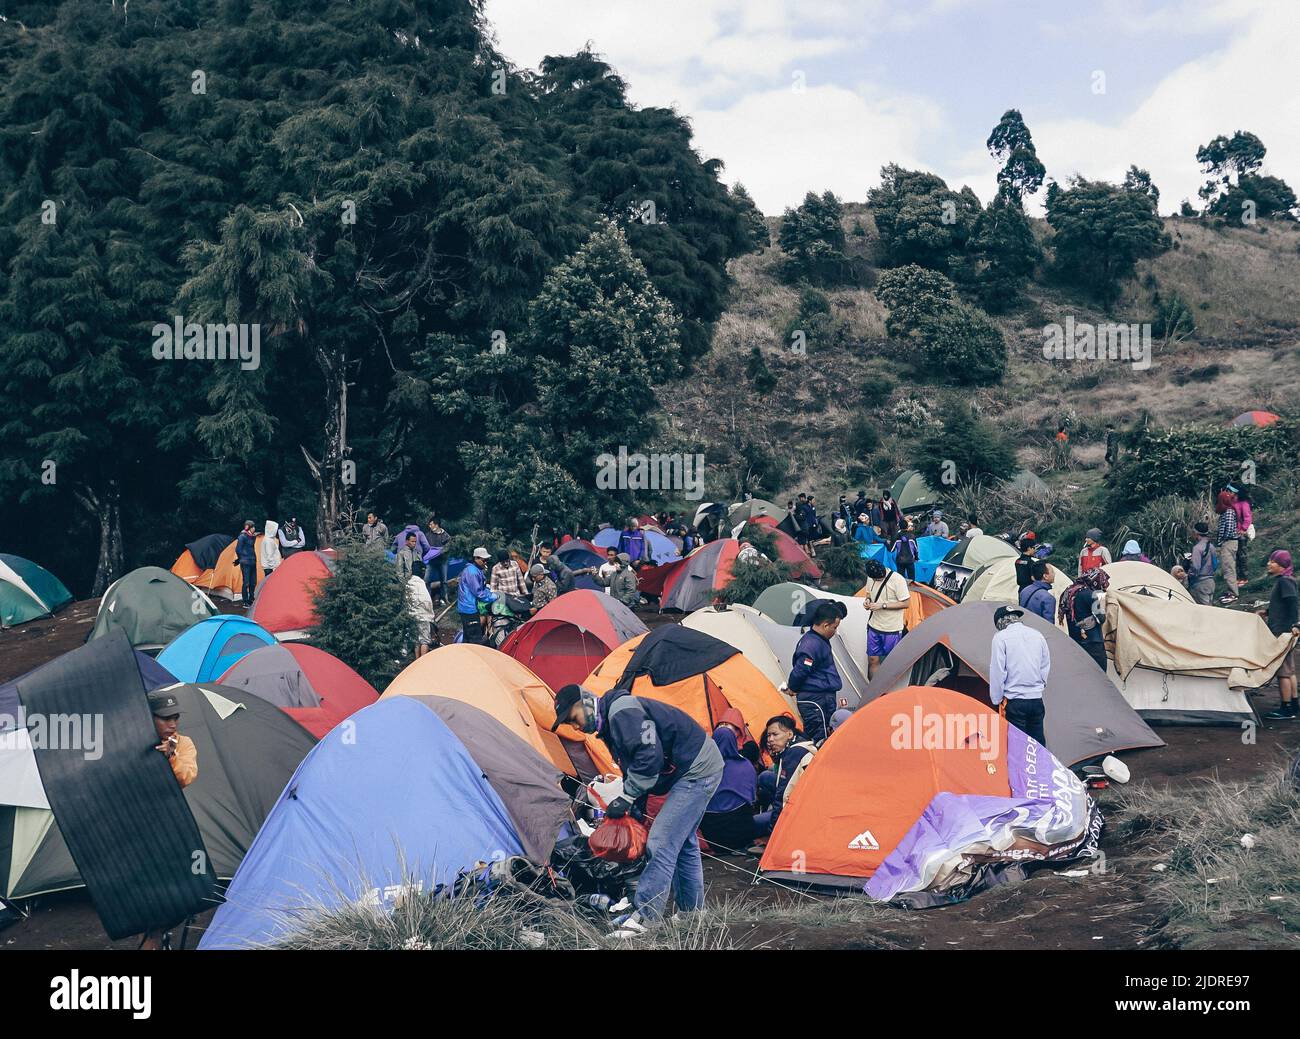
[1218,595,1238,604]
[1264,704,1299,720]
[609,912,648,939]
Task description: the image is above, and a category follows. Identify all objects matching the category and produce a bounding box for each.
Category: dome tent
[890,470,942,512]
[248,549,336,640]
[89,566,217,651]
[0,554,72,627]
[157,615,277,683]
[500,589,647,693]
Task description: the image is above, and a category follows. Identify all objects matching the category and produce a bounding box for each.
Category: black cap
[993,606,1024,628]
[552,684,585,731]
[147,687,182,718]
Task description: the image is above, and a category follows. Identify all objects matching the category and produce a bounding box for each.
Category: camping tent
[216,642,378,739]
[381,643,615,779]
[736,518,822,580]
[583,626,791,750]
[0,680,315,900]
[171,536,264,600]
[88,566,217,650]
[960,555,1071,606]
[1104,589,1293,724]
[1230,410,1280,427]
[156,615,277,683]
[655,539,740,612]
[0,555,72,627]
[943,534,1018,570]
[554,541,604,591]
[1101,560,1192,603]
[727,498,786,525]
[1005,470,1049,495]
[862,601,1163,765]
[249,550,336,639]
[759,686,1101,903]
[855,579,955,633]
[753,582,874,676]
[592,526,681,565]
[683,604,867,712]
[890,470,942,512]
[197,696,528,949]
[500,590,647,693]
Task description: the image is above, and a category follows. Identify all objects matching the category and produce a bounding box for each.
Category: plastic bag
[588,815,649,864]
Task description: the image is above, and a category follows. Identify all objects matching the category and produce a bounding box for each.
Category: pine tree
[311,543,415,689]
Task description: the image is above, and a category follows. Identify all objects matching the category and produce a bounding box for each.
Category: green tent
[943,533,1019,570]
[1005,470,1049,495]
[0,554,72,627]
[890,470,942,512]
[727,498,785,524]
[89,566,217,651]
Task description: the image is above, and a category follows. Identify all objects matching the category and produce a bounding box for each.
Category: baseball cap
[551,684,585,731]
[147,686,183,718]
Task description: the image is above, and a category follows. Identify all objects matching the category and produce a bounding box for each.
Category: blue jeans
[634,767,722,920]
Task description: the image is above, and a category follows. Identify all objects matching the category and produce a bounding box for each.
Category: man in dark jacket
[1018,560,1057,623]
[1014,534,1039,591]
[423,514,452,604]
[554,683,723,937]
[236,520,259,607]
[785,601,843,744]
[752,714,815,837]
[1261,550,1300,720]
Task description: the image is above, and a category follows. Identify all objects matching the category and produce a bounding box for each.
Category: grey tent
[0,679,316,900]
[659,538,735,613]
[861,601,1164,766]
[89,566,218,650]
[402,695,569,863]
[890,470,942,512]
[727,498,785,525]
[1005,469,1049,495]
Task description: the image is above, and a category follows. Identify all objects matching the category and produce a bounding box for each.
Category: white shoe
[610,912,648,939]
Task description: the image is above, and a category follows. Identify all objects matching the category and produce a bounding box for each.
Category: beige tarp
[1105,589,1296,689]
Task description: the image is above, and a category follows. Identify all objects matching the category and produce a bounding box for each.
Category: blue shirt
[1018,580,1056,623]
[989,623,1051,705]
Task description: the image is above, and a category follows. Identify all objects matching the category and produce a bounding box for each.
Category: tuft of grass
[1111,764,1300,949]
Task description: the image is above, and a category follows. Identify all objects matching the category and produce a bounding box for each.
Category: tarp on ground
[760,686,1100,901]
[1105,589,1295,690]
[863,601,1164,766]
[197,697,526,949]
[914,536,957,584]
[89,566,218,650]
[13,633,215,937]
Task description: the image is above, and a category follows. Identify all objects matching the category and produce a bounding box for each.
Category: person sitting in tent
[618,518,647,564]
[261,519,283,575]
[784,600,844,744]
[553,683,723,937]
[1059,568,1109,671]
[894,519,919,580]
[1018,560,1057,623]
[528,563,557,613]
[989,606,1050,747]
[751,714,816,843]
[406,575,436,658]
[700,710,760,855]
[1014,533,1039,591]
[278,516,307,558]
[1117,539,1151,564]
[362,512,388,546]
[1186,522,1218,605]
[1077,528,1111,577]
[1260,550,1299,720]
[490,548,528,599]
[596,552,641,609]
[457,547,497,645]
[861,558,910,677]
[424,514,452,604]
[236,520,259,607]
[396,531,420,583]
[925,509,949,539]
[139,686,198,950]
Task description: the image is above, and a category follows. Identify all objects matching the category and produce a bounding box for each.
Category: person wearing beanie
[1078,528,1111,577]
[1118,539,1150,563]
[1187,522,1218,606]
[1261,550,1300,720]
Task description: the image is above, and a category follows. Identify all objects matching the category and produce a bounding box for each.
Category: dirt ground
[3,598,1297,951]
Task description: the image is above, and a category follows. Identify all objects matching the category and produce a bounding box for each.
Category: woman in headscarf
[1059,567,1110,670]
[1261,550,1299,720]
[1118,539,1151,563]
[699,709,759,854]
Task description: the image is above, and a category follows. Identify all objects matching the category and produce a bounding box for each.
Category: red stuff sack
[588,814,649,864]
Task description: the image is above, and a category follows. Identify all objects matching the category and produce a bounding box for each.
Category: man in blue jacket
[617,518,647,564]
[554,682,722,938]
[235,520,259,607]
[1018,560,1057,623]
[456,546,497,644]
[785,601,843,743]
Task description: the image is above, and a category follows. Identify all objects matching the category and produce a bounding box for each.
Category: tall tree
[986,109,1046,203]
[1046,177,1170,300]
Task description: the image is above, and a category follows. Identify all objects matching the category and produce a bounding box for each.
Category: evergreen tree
[1046,176,1170,300]
[777,191,853,286]
[986,109,1046,203]
[311,543,415,689]
[731,184,771,249]
[868,164,982,273]
[968,189,1041,312]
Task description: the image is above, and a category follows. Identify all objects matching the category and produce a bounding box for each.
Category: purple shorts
[867,628,903,658]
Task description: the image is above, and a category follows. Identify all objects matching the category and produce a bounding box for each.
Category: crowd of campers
[1,461,1297,948]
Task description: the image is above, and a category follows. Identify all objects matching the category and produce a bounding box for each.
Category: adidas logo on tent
[847,829,879,851]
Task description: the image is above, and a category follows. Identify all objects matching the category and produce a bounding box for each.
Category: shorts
[416,620,432,646]
[1280,647,1296,680]
[867,628,903,658]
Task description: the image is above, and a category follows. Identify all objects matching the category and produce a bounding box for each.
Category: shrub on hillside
[916,303,1007,385]
[913,404,1017,489]
[817,544,869,586]
[1113,494,1214,568]
[939,479,1077,538]
[312,541,415,689]
[718,557,795,606]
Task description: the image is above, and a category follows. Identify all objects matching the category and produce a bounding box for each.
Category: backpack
[1189,541,1219,579]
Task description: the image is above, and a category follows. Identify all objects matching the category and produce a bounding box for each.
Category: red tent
[1230,410,1281,427]
[658,539,740,612]
[249,550,335,639]
[216,642,378,739]
[743,517,822,580]
[500,589,648,691]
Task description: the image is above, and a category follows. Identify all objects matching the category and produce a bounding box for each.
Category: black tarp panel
[615,625,738,688]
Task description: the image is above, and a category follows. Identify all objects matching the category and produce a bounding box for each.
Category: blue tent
[555,542,603,591]
[156,616,276,683]
[198,697,526,949]
[591,526,680,565]
[914,536,957,584]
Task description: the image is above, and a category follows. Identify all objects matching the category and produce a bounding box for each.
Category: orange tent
[173,536,265,600]
[855,579,956,631]
[759,685,1010,886]
[583,625,793,753]
[382,644,615,779]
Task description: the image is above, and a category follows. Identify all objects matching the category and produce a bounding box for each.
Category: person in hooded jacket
[752,714,816,839]
[554,683,723,938]
[700,709,760,854]
[456,547,497,645]
[784,600,844,744]
[391,523,431,561]
[261,520,283,574]
[1117,539,1151,563]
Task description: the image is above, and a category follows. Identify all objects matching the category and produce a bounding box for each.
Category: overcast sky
[484,0,1299,216]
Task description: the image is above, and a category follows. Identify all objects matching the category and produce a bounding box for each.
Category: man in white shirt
[860,559,910,677]
[989,606,1050,747]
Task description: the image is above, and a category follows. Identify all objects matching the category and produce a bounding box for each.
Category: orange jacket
[167,733,198,788]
